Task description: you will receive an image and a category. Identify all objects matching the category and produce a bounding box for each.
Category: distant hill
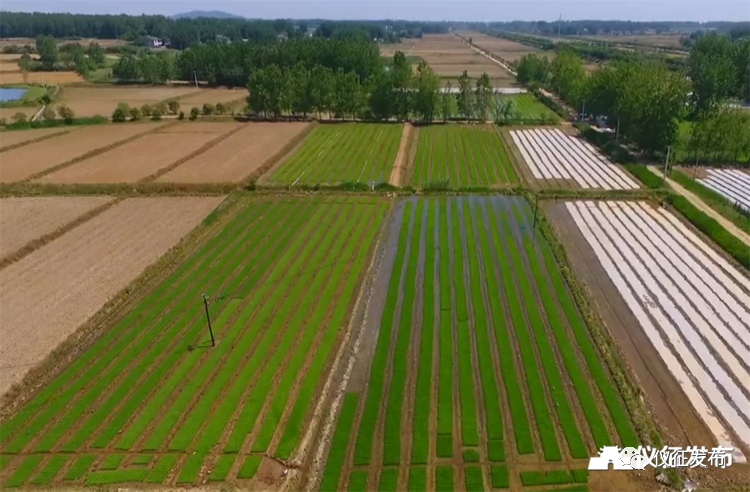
[172,11,244,20]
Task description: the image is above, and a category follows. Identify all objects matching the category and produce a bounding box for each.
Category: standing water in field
[0,88,28,102]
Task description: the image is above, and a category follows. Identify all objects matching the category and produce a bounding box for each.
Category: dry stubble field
[0,196,224,396]
[56,86,201,118]
[0,127,68,150]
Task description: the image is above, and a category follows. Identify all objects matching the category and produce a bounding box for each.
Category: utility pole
[615,117,621,142]
[533,193,540,229]
[202,294,215,347]
[193,70,199,89]
[580,100,586,122]
[662,146,672,185]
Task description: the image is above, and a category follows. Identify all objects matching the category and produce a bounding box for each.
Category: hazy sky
[1,0,748,22]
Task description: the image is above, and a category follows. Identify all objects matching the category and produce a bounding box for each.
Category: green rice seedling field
[268,123,403,186]
[413,125,519,188]
[495,93,560,121]
[316,196,636,491]
[0,196,389,488]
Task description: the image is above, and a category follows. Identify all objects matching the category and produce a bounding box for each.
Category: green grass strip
[144,454,178,483]
[509,200,610,453]
[379,468,399,492]
[64,454,96,481]
[176,452,206,484]
[408,467,427,492]
[464,200,505,449]
[3,455,43,488]
[463,449,480,462]
[132,454,152,465]
[237,455,262,479]
[464,465,484,492]
[436,435,452,458]
[348,470,369,491]
[515,202,637,447]
[0,455,11,471]
[437,199,453,443]
[572,469,589,483]
[490,465,509,489]
[250,203,379,455]
[319,393,359,491]
[435,466,454,492]
[86,469,148,485]
[352,202,414,465]
[487,440,505,462]
[2,203,266,452]
[274,202,387,459]
[452,200,478,447]
[29,455,68,484]
[411,198,435,465]
[520,470,574,486]
[100,454,124,470]
[383,199,424,465]
[208,454,236,482]
[477,199,534,455]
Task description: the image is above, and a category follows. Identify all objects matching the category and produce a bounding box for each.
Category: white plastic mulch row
[509,128,639,190]
[567,200,750,457]
[699,169,750,211]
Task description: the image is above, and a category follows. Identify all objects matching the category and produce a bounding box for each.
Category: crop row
[413,125,518,188]
[495,94,560,121]
[1,196,387,488]
[270,124,401,185]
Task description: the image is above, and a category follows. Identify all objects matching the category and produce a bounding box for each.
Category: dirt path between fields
[648,166,750,248]
[389,124,412,186]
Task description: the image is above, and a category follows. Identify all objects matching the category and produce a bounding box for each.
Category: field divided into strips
[565,201,750,455]
[0,196,388,488]
[698,169,750,211]
[413,126,518,188]
[318,196,635,491]
[510,129,639,190]
[268,124,402,185]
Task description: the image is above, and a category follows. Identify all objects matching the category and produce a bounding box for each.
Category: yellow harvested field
[177,88,247,108]
[0,107,37,121]
[158,122,309,183]
[0,127,68,149]
[0,63,20,72]
[0,196,113,258]
[0,122,165,183]
[459,31,553,62]
[41,132,221,184]
[158,121,243,134]
[0,196,224,395]
[0,71,84,85]
[57,86,200,117]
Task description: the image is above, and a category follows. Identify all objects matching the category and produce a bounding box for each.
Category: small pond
[0,87,29,102]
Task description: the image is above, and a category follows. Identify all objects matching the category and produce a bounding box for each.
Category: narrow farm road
[647,166,750,248]
[390,123,412,187]
[463,41,518,76]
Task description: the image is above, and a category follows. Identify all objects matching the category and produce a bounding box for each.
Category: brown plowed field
[0,127,67,149]
[457,32,553,63]
[157,122,309,183]
[0,63,20,72]
[0,107,38,121]
[0,196,223,396]
[177,88,247,108]
[0,71,84,85]
[158,121,243,134]
[57,86,200,117]
[0,196,113,259]
[40,131,221,184]
[0,122,166,183]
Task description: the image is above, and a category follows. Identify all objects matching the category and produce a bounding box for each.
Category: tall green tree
[457,70,474,120]
[441,80,454,122]
[412,62,441,122]
[35,35,57,69]
[474,72,493,120]
[309,65,334,118]
[550,49,586,109]
[689,33,740,114]
[391,51,413,121]
[87,42,106,67]
[516,53,550,85]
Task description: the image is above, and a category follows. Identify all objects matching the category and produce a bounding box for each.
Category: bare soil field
[579,34,685,48]
[157,122,309,183]
[158,121,243,134]
[0,127,67,149]
[0,54,38,61]
[0,71,84,85]
[0,63,20,72]
[176,88,247,108]
[0,196,113,259]
[41,131,222,184]
[0,122,165,183]
[0,107,38,121]
[0,196,223,396]
[57,86,200,117]
[458,31,554,63]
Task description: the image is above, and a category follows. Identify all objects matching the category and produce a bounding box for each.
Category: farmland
[315,196,637,491]
[157,122,309,184]
[412,125,518,188]
[0,126,68,150]
[267,124,402,186]
[0,196,387,488]
[457,31,553,63]
[0,197,223,396]
[176,88,247,110]
[698,169,750,211]
[551,200,750,458]
[0,71,85,85]
[495,93,559,121]
[510,128,639,190]
[56,86,201,118]
[0,122,165,183]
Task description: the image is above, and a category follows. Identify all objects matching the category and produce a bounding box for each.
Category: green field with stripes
[268,124,402,186]
[0,196,388,488]
[317,196,636,492]
[413,125,519,189]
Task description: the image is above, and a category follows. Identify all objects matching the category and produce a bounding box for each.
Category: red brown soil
[40,132,220,184]
[457,32,553,63]
[0,196,113,259]
[157,122,309,184]
[176,88,247,108]
[0,127,67,150]
[0,106,38,121]
[158,122,244,134]
[0,63,21,72]
[0,123,166,183]
[0,196,223,397]
[57,86,200,118]
[543,202,716,450]
[0,71,84,85]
